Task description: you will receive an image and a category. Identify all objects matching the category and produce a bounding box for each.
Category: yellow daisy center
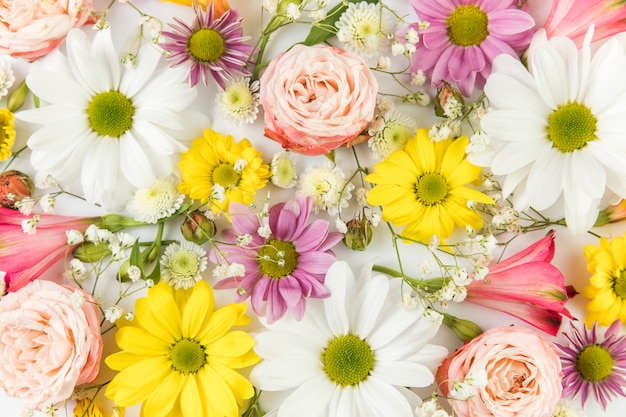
[87,91,135,138]
[257,239,299,279]
[547,102,597,153]
[168,249,201,278]
[222,83,254,114]
[0,108,16,161]
[446,5,489,47]
[576,344,614,382]
[188,28,225,63]
[169,337,207,374]
[212,163,241,188]
[322,334,374,387]
[612,269,626,299]
[415,172,449,206]
[382,123,411,149]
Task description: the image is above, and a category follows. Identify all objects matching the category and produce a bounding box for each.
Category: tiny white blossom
[17,197,36,215]
[466,130,490,154]
[355,187,368,207]
[370,212,380,227]
[257,224,272,238]
[391,41,405,56]
[237,233,253,246]
[0,60,15,98]
[428,122,452,142]
[415,399,439,417]
[233,159,248,173]
[69,290,85,308]
[410,69,426,86]
[127,265,142,282]
[403,42,416,57]
[404,28,419,44]
[450,380,476,400]
[67,258,87,283]
[309,9,326,22]
[466,369,488,388]
[551,399,585,417]
[140,15,162,39]
[335,218,348,234]
[21,215,40,234]
[419,260,434,277]
[211,184,226,202]
[451,267,471,287]
[105,305,124,323]
[228,263,246,277]
[66,229,84,245]
[84,224,101,242]
[92,17,109,30]
[473,265,489,281]
[286,2,301,20]
[145,279,154,288]
[376,56,391,70]
[428,235,439,252]
[262,0,277,13]
[415,91,431,106]
[452,284,467,302]
[402,290,419,310]
[121,53,137,69]
[125,312,135,321]
[423,308,444,326]
[418,20,430,30]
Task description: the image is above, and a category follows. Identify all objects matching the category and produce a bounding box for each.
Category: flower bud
[443,313,483,342]
[72,241,112,263]
[434,82,464,118]
[181,210,216,245]
[0,170,34,208]
[594,199,626,226]
[100,213,146,232]
[343,217,373,251]
[6,80,28,112]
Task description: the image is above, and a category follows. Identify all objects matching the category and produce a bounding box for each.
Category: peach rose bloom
[260,44,378,156]
[0,0,95,61]
[0,280,102,410]
[438,326,562,417]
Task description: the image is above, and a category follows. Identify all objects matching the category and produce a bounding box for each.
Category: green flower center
[257,239,299,279]
[613,269,626,299]
[383,123,410,149]
[169,250,201,278]
[212,163,241,188]
[415,172,449,206]
[169,337,207,374]
[188,28,225,63]
[87,91,135,138]
[271,157,296,188]
[547,102,597,152]
[322,334,374,387]
[446,5,489,47]
[576,344,614,382]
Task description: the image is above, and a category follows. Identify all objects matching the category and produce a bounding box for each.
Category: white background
[2,0,625,416]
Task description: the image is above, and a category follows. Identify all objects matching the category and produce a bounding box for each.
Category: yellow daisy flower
[105,280,260,417]
[365,128,493,243]
[583,233,626,327]
[0,108,16,161]
[178,128,270,214]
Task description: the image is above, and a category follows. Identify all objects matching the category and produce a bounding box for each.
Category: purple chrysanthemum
[210,196,343,324]
[160,2,254,89]
[407,0,534,96]
[555,320,626,410]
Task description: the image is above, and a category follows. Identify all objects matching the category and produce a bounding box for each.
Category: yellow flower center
[169,337,207,374]
[383,123,411,149]
[546,102,597,153]
[188,28,225,63]
[212,163,241,188]
[613,269,626,299]
[576,344,614,382]
[257,239,299,279]
[415,172,449,206]
[322,334,374,387]
[0,108,16,161]
[222,83,254,114]
[87,91,135,138]
[446,5,489,47]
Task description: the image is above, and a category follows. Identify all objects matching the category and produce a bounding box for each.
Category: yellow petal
[182,281,214,338]
[105,356,171,406]
[135,283,181,344]
[115,327,170,356]
[141,371,184,417]
[197,303,247,345]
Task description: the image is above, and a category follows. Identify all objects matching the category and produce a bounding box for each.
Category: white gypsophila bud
[66,229,84,245]
[423,308,444,326]
[228,263,246,277]
[391,41,405,56]
[335,218,348,234]
[69,290,85,309]
[127,265,142,282]
[105,305,124,323]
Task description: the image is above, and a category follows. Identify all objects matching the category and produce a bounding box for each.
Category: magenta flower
[160,1,254,89]
[0,208,96,294]
[544,0,626,47]
[210,196,343,324]
[408,0,534,96]
[466,231,575,336]
[556,320,626,409]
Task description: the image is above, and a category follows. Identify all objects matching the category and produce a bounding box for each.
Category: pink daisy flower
[408,0,535,96]
[210,196,343,324]
[160,1,254,89]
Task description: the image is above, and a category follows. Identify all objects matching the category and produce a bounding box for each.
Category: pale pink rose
[0,280,102,410]
[0,0,95,61]
[437,326,562,417]
[260,44,378,156]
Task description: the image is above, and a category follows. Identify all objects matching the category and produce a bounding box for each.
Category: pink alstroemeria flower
[544,0,626,47]
[0,208,97,294]
[210,196,343,324]
[466,231,575,336]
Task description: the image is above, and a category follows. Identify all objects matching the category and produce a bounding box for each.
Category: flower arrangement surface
[2,1,626,417]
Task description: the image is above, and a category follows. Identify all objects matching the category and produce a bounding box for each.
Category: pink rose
[260,44,378,156]
[0,0,95,61]
[0,280,102,410]
[438,326,562,417]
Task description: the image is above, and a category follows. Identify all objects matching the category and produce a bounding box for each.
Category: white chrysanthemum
[160,241,208,290]
[126,177,185,223]
[270,151,297,189]
[368,110,417,159]
[250,261,448,417]
[0,60,15,98]
[16,28,207,211]
[335,1,387,57]
[469,27,626,234]
[299,164,354,216]
[216,76,260,125]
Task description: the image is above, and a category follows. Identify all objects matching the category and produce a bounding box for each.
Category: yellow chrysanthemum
[178,128,270,213]
[0,108,16,161]
[583,233,626,327]
[105,280,260,417]
[365,128,493,243]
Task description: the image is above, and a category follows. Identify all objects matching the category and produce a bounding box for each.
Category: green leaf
[301,0,379,46]
[129,239,143,270]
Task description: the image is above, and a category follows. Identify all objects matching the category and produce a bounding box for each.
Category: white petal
[249,357,321,390]
[367,306,420,351]
[16,105,83,125]
[567,149,606,201]
[481,109,547,143]
[323,261,355,335]
[25,69,89,105]
[328,386,356,417]
[119,132,155,188]
[358,379,413,417]
[277,375,335,417]
[490,54,536,92]
[134,106,184,130]
[531,47,570,108]
[67,28,113,94]
[526,147,565,210]
[371,361,434,388]
[120,42,161,98]
[132,119,176,155]
[491,141,547,175]
[484,73,548,113]
[354,275,388,338]
[254,331,319,359]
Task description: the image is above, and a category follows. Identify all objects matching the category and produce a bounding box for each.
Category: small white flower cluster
[0,60,15,98]
[335,1,388,58]
[428,119,461,142]
[212,262,246,280]
[551,399,585,417]
[216,77,260,125]
[449,370,488,401]
[391,27,419,59]
[82,225,136,261]
[414,398,450,417]
[299,164,354,216]
[20,214,40,235]
[139,15,162,42]
[126,177,185,224]
[65,258,88,284]
[15,193,57,215]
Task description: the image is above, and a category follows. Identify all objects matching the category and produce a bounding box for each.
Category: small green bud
[434,82,464,118]
[443,313,483,342]
[7,80,28,112]
[100,213,148,232]
[73,241,112,263]
[343,217,373,251]
[181,210,216,245]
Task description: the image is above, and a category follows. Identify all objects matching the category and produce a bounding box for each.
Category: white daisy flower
[160,241,208,290]
[270,151,297,189]
[215,76,260,125]
[335,1,387,58]
[126,177,185,223]
[299,164,354,216]
[470,27,626,234]
[17,28,207,211]
[250,261,448,417]
[0,60,15,98]
[368,110,417,160]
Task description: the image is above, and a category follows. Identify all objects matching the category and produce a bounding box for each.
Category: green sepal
[301,0,379,46]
